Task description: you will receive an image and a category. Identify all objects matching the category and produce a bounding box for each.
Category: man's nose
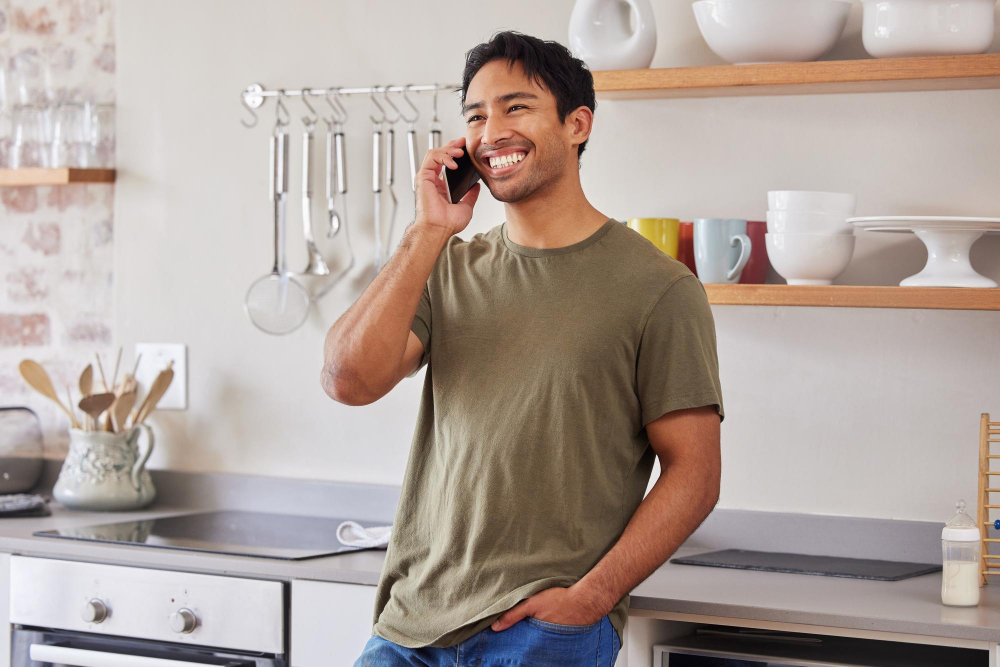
[483,112,513,147]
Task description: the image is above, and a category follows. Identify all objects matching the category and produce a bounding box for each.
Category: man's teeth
[488,153,526,169]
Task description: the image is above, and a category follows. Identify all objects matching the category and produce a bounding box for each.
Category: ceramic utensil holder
[53,425,156,511]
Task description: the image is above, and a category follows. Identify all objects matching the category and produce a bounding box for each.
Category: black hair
[461,31,597,159]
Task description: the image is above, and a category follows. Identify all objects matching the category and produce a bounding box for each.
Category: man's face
[462,60,575,204]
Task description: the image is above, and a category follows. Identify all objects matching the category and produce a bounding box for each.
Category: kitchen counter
[3,501,1000,644]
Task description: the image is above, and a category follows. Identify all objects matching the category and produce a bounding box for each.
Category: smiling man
[324,31,724,666]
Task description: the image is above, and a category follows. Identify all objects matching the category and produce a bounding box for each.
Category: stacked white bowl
[765,191,857,285]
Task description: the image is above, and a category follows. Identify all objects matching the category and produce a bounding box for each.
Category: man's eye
[466,115,484,123]
[509,105,526,112]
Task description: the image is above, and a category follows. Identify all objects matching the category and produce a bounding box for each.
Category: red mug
[677,222,697,277]
[738,220,769,284]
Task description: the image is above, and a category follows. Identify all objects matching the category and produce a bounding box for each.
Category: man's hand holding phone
[414,137,481,237]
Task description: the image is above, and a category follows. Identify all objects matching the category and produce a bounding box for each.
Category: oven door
[12,628,287,667]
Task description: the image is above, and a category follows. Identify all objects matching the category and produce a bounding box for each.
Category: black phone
[442,148,481,204]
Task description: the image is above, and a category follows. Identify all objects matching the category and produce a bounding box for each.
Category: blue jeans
[355,615,620,666]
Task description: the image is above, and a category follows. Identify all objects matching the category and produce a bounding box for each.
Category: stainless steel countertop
[3,501,999,643]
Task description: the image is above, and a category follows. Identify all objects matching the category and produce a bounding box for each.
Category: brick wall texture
[0,0,115,457]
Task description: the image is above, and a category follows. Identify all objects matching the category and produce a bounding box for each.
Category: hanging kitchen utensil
[324,89,349,239]
[299,95,330,276]
[381,89,401,260]
[18,360,80,429]
[370,90,387,273]
[428,86,442,150]
[245,105,311,336]
[372,120,384,272]
[401,86,421,192]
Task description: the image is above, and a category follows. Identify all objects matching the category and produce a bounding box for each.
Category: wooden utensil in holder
[977,413,1000,586]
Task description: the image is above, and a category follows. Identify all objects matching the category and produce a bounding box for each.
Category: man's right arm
[320,137,481,406]
[320,224,449,405]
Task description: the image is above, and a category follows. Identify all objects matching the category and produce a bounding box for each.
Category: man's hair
[461,31,597,159]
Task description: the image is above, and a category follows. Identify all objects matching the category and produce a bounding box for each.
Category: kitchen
[1,0,1000,665]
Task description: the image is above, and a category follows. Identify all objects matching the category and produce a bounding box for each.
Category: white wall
[115,1,1000,522]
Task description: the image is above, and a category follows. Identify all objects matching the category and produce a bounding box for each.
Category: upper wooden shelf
[0,168,116,186]
[705,284,1000,311]
[592,54,1000,99]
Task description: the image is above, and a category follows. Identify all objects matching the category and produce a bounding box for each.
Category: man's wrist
[409,219,453,247]
[571,573,619,617]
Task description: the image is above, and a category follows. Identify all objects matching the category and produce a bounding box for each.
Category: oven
[10,556,287,667]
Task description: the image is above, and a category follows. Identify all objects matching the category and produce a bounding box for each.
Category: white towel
[336,521,392,549]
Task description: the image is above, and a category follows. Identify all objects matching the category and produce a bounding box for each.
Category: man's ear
[566,105,594,152]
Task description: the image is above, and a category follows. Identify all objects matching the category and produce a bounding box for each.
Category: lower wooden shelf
[705,284,1000,311]
[0,167,116,186]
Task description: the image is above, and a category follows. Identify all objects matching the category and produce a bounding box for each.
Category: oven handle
[29,644,250,667]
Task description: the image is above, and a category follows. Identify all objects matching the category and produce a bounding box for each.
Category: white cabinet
[290,579,377,667]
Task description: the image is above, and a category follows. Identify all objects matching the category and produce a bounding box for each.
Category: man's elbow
[702,465,722,514]
[320,364,380,406]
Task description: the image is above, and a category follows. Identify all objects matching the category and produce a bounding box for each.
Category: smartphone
[441,148,481,204]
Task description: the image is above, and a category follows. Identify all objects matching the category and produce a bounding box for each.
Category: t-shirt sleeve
[406,282,432,378]
[636,274,724,426]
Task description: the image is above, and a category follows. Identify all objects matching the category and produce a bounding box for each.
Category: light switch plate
[134,343,187,410]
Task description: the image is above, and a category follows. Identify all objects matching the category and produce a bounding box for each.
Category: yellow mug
[627,218,680,258]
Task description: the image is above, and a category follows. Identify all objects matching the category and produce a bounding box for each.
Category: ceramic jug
[53,425,156,511]
[568,0,657,71]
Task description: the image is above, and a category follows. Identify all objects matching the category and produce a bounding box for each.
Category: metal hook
[275,90,291,128]
[324,89,348,125]
[380,87,402,124]
[369,88,387,125]
[398,86,420,124]
[240,92,258,128]
[301,92,320,127]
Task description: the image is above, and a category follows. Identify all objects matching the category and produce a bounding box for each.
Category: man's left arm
[492,404,721,629]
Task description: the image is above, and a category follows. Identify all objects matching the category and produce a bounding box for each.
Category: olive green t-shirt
[371,218,724,649]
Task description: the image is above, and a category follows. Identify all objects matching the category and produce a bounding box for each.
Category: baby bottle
[941,500,981,607]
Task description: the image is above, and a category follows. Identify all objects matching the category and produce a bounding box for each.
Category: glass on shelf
[10,105,50,169]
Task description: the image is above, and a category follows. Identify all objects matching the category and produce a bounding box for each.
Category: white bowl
[766,210,854,235]
[692,0,852,65]
[862,0,996,58]
[768,190,857,214]
[765,233,856,285]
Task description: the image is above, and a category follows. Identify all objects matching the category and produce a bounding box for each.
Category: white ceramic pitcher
[53,425,156,511]
[568,0,657,71]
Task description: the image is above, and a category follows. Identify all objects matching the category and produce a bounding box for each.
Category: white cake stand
[846,216,1000,288]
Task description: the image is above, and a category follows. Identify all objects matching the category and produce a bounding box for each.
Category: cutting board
[670,549,941,581]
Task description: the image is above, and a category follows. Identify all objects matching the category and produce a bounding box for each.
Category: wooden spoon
[78,364,94,430]
[19,360,80,428]
[79,393,115,429]
[78,364,93,397]
[112,390,137,433]
[134,363,174,424]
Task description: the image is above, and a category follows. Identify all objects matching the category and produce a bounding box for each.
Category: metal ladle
[244,100,311,336]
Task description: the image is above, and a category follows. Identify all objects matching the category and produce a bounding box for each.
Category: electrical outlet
[134,343,187,410]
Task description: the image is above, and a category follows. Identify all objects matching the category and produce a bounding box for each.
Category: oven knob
[169,608,198,634]
[81,599,108,624]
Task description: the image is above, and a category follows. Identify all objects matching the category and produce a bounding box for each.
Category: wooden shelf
[0,168,116,186]
[705,284,1000,311]
[592,54,1000,99]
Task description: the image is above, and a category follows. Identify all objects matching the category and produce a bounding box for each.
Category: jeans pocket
[526,616,602,634]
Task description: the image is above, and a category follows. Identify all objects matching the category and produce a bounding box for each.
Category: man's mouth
[482,150,528,177]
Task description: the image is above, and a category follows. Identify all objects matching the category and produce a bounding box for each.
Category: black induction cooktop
[34,510,387,560]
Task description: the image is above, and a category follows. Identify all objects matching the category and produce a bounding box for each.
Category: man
[323,31,724,666]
